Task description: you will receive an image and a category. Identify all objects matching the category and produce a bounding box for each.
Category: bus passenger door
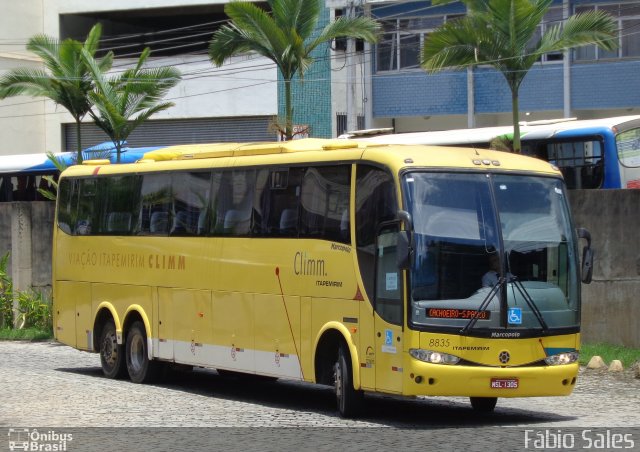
[373,227,404,394]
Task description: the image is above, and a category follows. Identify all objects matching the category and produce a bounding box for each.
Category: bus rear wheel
[334,345,363,418]
[99,321,126,379]
[126,321,161,384]
[470,397,498,412]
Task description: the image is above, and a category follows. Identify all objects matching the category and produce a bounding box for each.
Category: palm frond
[0,68,54,99]
[308,16,379,53]
[554,10,618,51]
[422,17,483,72]
[272,0,320,41]
[83,24,103,56]
[220,1,288,61]
[26,35,63,77]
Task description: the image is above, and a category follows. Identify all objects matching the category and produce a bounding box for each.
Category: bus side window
[355,165,397,305]
[300,165,350,243]
[171,172,211,236]
[256,167,303,237]
[57,178,78,234]
[213,169,255,236]
[375,226,403,325]
[76,179,97,235]
[139,174,172,236]
[99,175,141,235]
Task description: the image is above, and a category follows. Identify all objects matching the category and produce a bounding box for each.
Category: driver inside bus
[482,254,501,288]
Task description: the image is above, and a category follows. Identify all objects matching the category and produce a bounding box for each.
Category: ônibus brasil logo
[8,429,73,451]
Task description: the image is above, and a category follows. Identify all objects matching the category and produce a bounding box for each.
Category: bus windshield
[404,172,580,334]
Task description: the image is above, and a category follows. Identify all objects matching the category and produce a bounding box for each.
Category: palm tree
[209,0,379,140]
[0,24,113,164]
[81,47,181,162]
[422,0,617,152]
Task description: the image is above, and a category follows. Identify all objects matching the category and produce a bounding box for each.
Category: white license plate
[490,378,519,389]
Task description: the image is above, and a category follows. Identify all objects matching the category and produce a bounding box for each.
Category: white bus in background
[343,116,640,190]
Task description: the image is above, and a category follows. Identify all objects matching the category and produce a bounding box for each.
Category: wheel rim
[101,330,118,368]
[334,361,343,401]
[129,333,145,374]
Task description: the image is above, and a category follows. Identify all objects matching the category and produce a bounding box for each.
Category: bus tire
[99,321,127,379]
[125,321,160,384]
[470,397,497,412]
[334,345,363,418]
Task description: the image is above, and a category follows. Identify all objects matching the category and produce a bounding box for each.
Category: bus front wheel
[125,321,161,384]
[470,397,498,412]
[99,321,126,379]
[334,345,363,418]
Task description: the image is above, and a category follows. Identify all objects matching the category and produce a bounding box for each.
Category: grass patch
[580,342,640,367]
[0,328,53,341]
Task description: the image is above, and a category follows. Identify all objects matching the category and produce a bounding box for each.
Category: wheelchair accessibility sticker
[382,329,397,354]
[508,307,523,325]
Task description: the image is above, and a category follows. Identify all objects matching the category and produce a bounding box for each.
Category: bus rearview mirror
[397,230,411,270]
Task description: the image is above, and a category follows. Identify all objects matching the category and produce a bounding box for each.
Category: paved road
[1,341,638,451]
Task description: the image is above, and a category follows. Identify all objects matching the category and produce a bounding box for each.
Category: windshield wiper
[509,277,549,331]
[460,278,504,335]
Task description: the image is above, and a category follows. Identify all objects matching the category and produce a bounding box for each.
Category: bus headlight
[544,351,579,366]
[409,348,461,365]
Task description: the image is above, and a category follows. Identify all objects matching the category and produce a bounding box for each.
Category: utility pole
[346,0,357,133]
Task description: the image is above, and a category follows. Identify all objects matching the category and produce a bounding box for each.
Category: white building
[0,0,279,156]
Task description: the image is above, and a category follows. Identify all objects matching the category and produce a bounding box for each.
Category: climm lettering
[148,254,186,270]
[293,251,326,276]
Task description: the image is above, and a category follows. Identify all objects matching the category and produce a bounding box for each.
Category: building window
[375,15,462,72]
[336,113,365,136]
[574,2,640,61]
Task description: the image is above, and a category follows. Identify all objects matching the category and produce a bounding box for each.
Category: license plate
[490,378,519,389]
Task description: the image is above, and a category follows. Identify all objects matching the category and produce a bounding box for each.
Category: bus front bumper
[403,361,579,398]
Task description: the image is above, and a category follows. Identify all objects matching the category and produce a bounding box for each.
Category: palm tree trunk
[511,89,521,154]
[76,120,83,164]
[116,140,122,164]
[285,78,293,141]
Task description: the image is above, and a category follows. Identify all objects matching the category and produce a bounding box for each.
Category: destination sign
[426,308,491,320]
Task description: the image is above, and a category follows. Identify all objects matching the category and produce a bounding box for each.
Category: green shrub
[17,289,52,332]
[0,251,52,333]
[0,252,13,329]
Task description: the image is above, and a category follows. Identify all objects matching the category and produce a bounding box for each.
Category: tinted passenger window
[253,168,303,237]
[171,172,211,236]
[212,169,255,236]
[100,176,141,235]
[300,165,351,244]
[139,174,172,235]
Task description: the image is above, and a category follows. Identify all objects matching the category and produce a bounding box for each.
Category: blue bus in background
[0,142,161,202]
[345,116,640,190]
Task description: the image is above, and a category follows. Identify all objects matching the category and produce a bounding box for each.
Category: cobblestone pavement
[1,341,638,450]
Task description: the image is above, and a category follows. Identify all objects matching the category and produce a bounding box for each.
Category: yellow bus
[53,138,593,417]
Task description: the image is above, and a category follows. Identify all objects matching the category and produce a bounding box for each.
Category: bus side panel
[619,164,640,188]
[53,281,79,348]
[300,296,313,382]
[170,289,213,366]
[155,288,173,360]
[212,291,255,373]
[254,294,302,379]
[358,299,375,391]
[311,298,360,365]
[75,283,93,350]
